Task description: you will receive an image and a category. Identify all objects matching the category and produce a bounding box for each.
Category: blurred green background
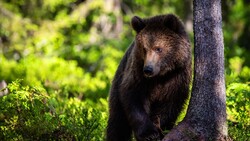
[0,0,249,140]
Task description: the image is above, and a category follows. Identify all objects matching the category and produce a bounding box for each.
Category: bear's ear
[164,14,184,35]
[131,16,146,33]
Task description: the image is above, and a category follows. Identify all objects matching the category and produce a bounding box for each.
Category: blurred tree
[163,0,228,140]
[101,0,123,38]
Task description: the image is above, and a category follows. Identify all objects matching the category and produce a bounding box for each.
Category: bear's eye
[155,47,162,53]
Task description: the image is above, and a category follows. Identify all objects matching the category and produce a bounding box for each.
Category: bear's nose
[143,66,154,76]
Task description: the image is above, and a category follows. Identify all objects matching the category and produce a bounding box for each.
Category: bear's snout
[143,66,154,77]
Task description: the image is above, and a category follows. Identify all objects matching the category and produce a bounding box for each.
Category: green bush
[228,121,250,141]
[0,80,58,140]
[227,83,250,127]
[226,57,250,139]
[0,54,120,100]
[0,80,107,140]
[0,55,83,97]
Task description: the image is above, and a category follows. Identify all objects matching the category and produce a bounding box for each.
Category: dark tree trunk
[163,0,228,140]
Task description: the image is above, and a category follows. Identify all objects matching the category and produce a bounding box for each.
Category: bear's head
[131,14,190,78]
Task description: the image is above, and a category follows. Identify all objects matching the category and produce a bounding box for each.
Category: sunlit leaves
[0,80,107,140]
[227,83,250,127]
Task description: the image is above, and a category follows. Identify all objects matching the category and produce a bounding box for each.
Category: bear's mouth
[144,73,154,78]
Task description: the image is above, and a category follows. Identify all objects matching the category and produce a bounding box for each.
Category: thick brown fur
[107,14,192,141]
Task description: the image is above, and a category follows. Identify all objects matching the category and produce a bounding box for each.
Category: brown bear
[107,14,192,141]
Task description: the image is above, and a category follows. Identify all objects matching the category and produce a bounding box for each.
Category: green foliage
[227,83,250,127]
[226,57,250,139]
[228,121,250,141]
[0,55,84,98]
[226,57,250,84]
[0,80,107,140]
[58,98,107,140]
[0,80,59,140]
[0,51,121,100]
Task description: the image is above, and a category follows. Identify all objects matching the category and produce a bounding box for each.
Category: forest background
[0,0,249,140]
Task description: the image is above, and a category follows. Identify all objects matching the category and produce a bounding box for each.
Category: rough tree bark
[163,0,228,140]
